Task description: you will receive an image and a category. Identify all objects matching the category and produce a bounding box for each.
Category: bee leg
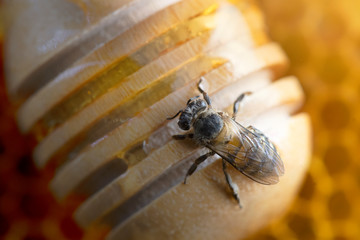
[222,159,242,208]
[198,77,211,106]
[184,151,215,184]
[232,92,252,119]
[167,110,183,120]
[172,133,194,140]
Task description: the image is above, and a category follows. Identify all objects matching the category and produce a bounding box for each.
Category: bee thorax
[193,112,224,144]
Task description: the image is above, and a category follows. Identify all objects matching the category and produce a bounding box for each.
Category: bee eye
[197,99,207,108]
[178,120,190,130]
[178,112,192,130]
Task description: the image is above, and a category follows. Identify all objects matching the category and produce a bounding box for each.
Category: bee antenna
[197,77,211,106]
[167,110,182,120]
[198,77,206,93]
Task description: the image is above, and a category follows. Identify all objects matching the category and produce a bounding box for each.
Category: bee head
[178,97,207,130]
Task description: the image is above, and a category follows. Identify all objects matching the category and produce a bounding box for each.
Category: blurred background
[1,0,360,239]
[249,0,360,239]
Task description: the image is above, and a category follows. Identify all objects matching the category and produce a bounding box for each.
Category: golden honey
[246,0,360,239]
[0,1,320,239]
[35,7,219,138]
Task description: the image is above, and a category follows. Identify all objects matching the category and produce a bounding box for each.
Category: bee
[168,77,284,208]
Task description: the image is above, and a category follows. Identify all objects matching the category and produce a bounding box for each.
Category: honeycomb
[0,0,358,239]
[0,47,108,239]
[247,0,360,239]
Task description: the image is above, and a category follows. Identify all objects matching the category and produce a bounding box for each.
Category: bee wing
[208,118,284,185]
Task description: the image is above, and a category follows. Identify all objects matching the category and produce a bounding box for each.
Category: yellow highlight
[35,12,218,139]
[246,0,360,239]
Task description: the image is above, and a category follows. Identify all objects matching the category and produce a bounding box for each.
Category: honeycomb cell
[59,215,83,240]
[0,140,4,154]
[0,179,6,197]
[321,100,350,130]
[281,34,309,65]
[318,54,348,84]
[318,12,346,42]
[334,236,350,240]
[0,213,10,236]
[17,155,39,177]
[323,144,350,175]
[287,213,315,240]
[328,191,351,219]
[298,173,315,200]
[20,194,50,219]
